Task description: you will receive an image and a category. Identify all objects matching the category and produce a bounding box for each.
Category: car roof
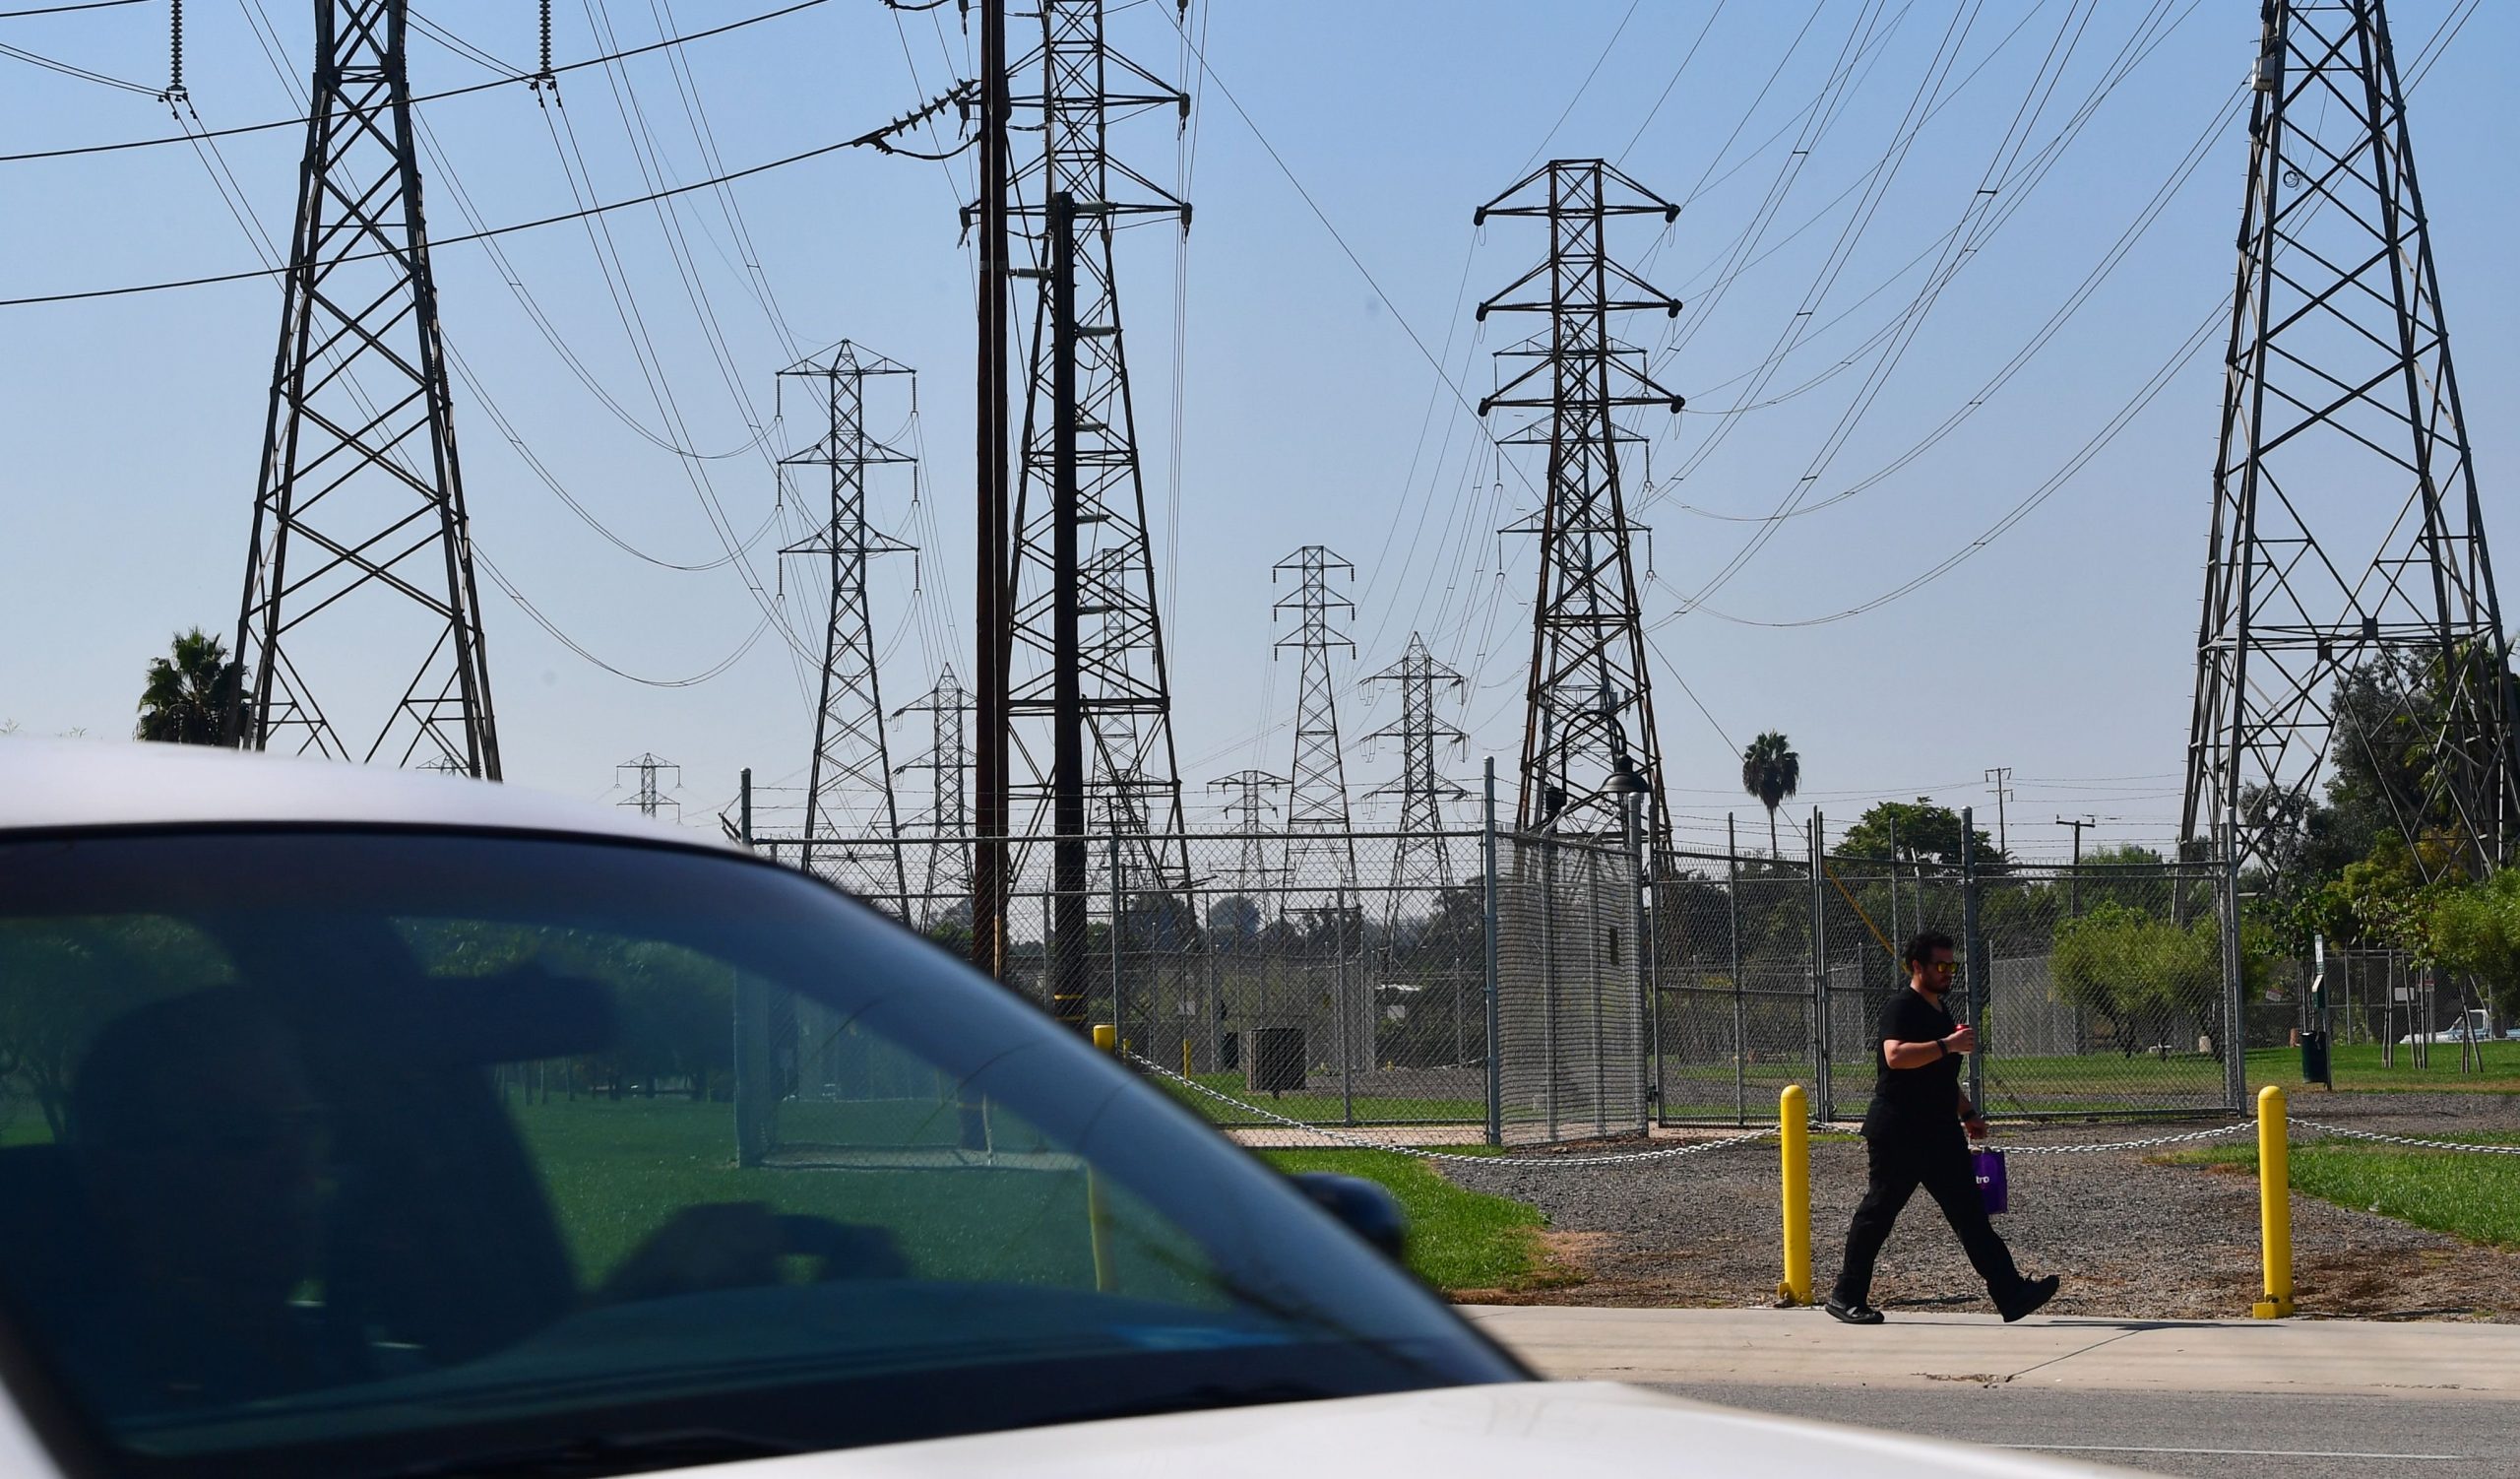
[0,739,732,852]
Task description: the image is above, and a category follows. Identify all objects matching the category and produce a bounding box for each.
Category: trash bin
[2300,1028,2332,1087]
[1248,1027,1305,1096]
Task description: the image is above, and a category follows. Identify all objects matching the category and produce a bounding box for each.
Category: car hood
[745,1381,2127,1478]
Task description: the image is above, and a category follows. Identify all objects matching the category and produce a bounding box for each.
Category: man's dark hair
[1903,930,1956,970]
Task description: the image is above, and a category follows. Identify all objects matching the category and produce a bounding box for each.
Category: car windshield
[0,830,1518,1479]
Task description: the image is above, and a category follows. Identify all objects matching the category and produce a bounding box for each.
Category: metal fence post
[1811,810,1831,1121]
[1542,828,1559,1142]
[1107,834,1124,1053]
[1961,807,1985,1114]
[1339,879,1355,1126]
[1729,813,1745,1125]
[1482,759,1503,1147]
[2222,848,2246,1112]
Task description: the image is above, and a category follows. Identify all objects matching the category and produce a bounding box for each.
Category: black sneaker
[2000,1274,2060,1323]
[1822,1296,1885,1325]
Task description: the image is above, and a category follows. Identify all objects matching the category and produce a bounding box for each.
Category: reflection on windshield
[0,833,1515,1479]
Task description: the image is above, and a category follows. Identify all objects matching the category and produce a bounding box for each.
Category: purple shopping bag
[1973,1147,2009,1215]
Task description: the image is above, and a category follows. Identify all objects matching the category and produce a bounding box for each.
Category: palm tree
[136,628,247,745]
[1740,731,1800,859]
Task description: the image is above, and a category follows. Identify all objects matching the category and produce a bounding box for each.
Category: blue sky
[3,0,2513,859]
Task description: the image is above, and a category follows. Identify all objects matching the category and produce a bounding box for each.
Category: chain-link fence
[749,826,1499,1138]
[741,801,2248,1145]
[1653,827,2245,1125]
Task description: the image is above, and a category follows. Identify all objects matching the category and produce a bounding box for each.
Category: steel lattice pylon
[1367,632,1469,926]
[617,752,678,822]
[231,0,498,776]
[895,666,973,930]
[1476,160,1683,849]
[1275,547,1358,908]
[2182,0,2519,874]
[779,343,915,915]
[1004,0,1191,891]
[1210,767,1289,916]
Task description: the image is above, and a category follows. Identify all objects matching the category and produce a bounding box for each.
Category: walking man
[1824,930,2059,1324]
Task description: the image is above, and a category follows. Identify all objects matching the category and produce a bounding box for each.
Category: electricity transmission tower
[1476,160,1683,849]
[2182,0,2519,875]
[1275,547,1359,908]
[1210,768,1289,916]
[895,666,974,929]
[777,342,916,915]
[1003,0,1193,889]
[618,753,679,821]
[1367,633,1469,919]
[230,0,498,777]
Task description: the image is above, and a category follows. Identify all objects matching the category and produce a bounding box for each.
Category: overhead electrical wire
[0,0,148,17]
[0,37,159,93]
[0,82,973,307]
[1648,0,2481,632]
[209,5,788,688]
[0,0,839,163]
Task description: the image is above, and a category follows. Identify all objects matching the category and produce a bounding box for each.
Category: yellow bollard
[2252,1083,2293,1318]
[1183,1039,1195,1077]
[1088,1025,1118,1291]
[1778,1084,1812,1306]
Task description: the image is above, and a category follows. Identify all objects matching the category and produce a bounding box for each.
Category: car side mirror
[1285,1171,1408,1262]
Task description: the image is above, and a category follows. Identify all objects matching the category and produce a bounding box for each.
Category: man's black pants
[1831,1125,2024,1308]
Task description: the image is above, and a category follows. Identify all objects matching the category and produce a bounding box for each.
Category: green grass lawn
[2245,1042,2520,1093]
[2166,1131,2520,1248]
[1256,1147,1563,1294]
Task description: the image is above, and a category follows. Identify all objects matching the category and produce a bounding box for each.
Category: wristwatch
[1935,1037,1950,1059]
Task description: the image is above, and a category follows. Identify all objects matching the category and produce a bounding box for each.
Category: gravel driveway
[1441,1093,2520,1320]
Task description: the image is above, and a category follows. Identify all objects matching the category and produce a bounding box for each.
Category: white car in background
[2399,1009,2496,1045]
[0,741,2115,1479]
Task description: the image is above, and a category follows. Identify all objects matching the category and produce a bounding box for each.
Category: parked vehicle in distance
[0,742,2120,1479]
[2400,1008,2496,1046]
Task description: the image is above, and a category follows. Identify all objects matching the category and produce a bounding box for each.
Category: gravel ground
[1440,1092,2520,1320]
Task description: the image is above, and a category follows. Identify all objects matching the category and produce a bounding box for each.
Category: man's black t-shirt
[1861,987,1961,1139]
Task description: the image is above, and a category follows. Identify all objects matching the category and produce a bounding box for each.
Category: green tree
[136,627,248,745]
[2050,903,2222,1057]
[1739,731,1800,860]
[1837,799,2004,872]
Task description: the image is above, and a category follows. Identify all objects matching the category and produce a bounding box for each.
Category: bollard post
[1089,1025,1118,1291]
[1778,1084,1811,1306]
[1183,1038,1194,1078]
[2252,1083,2293,1318]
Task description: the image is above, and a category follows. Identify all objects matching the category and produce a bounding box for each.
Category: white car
[0,741,2110,1479]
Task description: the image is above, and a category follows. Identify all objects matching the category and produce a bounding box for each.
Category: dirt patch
[1437,1096,2520,1321]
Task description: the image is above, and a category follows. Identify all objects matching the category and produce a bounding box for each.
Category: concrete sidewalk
[1464,1306,2519,1401]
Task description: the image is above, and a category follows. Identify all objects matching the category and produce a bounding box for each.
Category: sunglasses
[1924,958,1958,971]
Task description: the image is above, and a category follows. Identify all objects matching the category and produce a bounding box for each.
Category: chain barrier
[1993,1123,2252,1154]
[1127,1052,1776,1167]
[2291,1119,2520,1155]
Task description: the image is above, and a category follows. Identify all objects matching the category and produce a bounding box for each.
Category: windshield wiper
[371,1430,803,1479]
